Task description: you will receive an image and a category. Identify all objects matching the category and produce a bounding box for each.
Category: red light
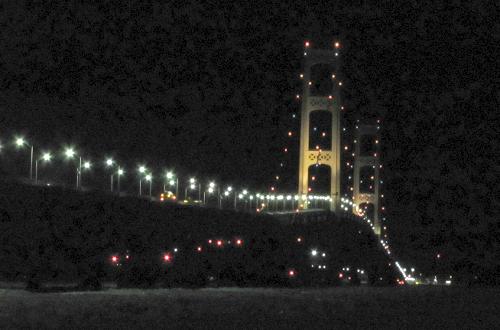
[288,270,295,277]
[208,239,212,244]
[297,237,302,243]
[305,41,310,47]
[334,41,340,48]
[125,255,129,259]
[236,239,242,245]
[339,273,343,278]
[163,254,171,262]
[217,240,222,246]
[111,256,119,263]
[160,197,164,201]
[197,246,202,252]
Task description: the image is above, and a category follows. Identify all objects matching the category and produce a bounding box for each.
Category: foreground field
[1,286,498,329]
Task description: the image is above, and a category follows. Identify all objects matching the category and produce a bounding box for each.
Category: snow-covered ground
[1,286,498,329]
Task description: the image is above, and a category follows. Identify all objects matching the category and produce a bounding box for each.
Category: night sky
[1,1,499,266]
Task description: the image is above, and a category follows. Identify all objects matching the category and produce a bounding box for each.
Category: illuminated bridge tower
[352,124,381,236]
[298,42,342,213]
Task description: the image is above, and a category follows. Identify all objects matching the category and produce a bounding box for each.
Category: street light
[145,174,153,197]
[138,165,147,196]
[80,160,92,188]
[116,167,124,194]
[164,171,179,197]
[14,136,34,180]
[203,181,217,205]
[185,177,198,201]
[105,158,115,192]
[35,151,52,184]
[63,147,81,188]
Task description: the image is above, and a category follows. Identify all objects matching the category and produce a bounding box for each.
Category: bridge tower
[298,42,342,213]
[352,124,381,236]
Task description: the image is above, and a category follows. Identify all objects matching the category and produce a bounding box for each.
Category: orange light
[288,131,292,136]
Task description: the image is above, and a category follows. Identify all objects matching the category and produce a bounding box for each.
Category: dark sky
[1,1,499,266]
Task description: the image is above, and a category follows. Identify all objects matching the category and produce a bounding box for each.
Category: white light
[139,165,146,173]
[106,158,114,167]
[227,186,232,192]
[169,179,175,186]
[242,189,248,195]
[190,184,196,190]
[166,172,174,179]
[117,169,124,176]
[83,161,91,169]
[224,191,229,196]
[311,249,318,256]
[208,187,214,193]
[15,137,26,147]
[209,182,215,188]
[145,174,152,181]
[42,152,52,162]
[65,148,76,159]
[189,177,196,184]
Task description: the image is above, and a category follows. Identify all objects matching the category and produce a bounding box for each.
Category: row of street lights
[3,135,333,210]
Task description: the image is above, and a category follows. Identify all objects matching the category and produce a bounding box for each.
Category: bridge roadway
[263,208,331,224]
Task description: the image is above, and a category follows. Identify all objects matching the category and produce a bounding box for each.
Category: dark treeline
[0,181,397,289]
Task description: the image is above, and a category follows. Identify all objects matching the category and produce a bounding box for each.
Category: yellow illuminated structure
[298,45,341,212]
[352,124,381,236]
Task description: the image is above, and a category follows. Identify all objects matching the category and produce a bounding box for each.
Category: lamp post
[185,177,196,201]
[35,152,52,184]
[80,160,91,189]
[105,158,114,192]
[242,189,248,211]
[165,171,179,197]
[145,174,153,197]
[117,167,124,194]
[204,181,216,205]
[138,165,147,196]
[63,147,78,188]
[14,137,34,181]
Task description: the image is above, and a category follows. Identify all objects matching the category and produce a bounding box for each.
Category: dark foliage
[0,181,396,288]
